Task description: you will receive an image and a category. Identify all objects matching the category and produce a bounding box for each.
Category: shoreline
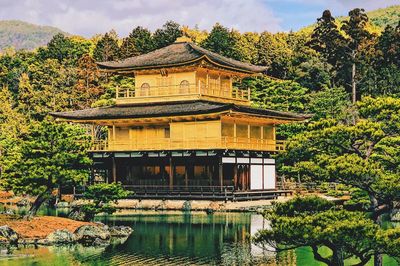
[0,193,345,214]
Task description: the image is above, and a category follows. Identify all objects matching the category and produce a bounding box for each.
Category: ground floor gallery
[91,150,277,192]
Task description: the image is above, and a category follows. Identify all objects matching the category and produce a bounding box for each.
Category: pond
[0,209,398,266]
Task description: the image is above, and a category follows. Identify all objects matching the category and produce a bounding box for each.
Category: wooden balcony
[89,137,285,152]
[115,83,250,105]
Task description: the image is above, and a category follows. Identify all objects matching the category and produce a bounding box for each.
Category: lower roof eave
[50,100,311,123]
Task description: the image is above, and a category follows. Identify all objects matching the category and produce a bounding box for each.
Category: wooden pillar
[243,166,248,191]
[246,165,250,191]
[169,157,173,189]
[239,166,244,191]
[112,156,117,183]
[233,164,238,191]
[111,124,116,151]
[219,158,223,190]
[184,165,189,189]
[207,165,212,186]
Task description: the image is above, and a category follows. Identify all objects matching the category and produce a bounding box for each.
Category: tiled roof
[97,42,267,74]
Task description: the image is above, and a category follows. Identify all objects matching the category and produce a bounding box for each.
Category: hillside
[300,5,400,33]
[367,5,400,29]
[0,20,69,51]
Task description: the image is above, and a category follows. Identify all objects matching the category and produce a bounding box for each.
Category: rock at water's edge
[74,225,110,246]
[0,226,19,244]
[109,226,133,237]
[46,229,75,244]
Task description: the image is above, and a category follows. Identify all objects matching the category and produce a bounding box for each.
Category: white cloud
[0,0,397,36]
[0,0,282,37]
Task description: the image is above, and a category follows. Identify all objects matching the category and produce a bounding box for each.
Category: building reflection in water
[98,211,278,265]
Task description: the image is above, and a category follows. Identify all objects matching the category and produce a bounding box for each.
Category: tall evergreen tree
[341,8,372,103]
[377,22,400,67]
[38,33,73,63]
[201,23,233,56]
[120,36,138,59]
[130,26,154,54]
[120,26,154,59]
[153,21,182,49]
[308,10,345,70]
[37,34,89,65]
[201,23,249,61]
[93,32,120,62]
[371,24,400,96]
[257,32,292,79]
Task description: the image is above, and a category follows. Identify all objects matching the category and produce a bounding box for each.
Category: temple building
[51,37,308,200]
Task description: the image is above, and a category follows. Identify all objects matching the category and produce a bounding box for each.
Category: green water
[0,210,398,266]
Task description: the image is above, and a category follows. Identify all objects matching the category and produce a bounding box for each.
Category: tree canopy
[1,119,92,217]
[254,196,400,266]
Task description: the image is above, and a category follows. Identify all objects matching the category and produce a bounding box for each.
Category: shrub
[69,183,131,221]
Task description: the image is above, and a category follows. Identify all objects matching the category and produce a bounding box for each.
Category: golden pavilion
[52,37,307,200]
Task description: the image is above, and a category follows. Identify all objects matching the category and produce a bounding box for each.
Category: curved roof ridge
[187,43,267,73]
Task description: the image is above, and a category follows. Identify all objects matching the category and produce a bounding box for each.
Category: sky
[0,0,398,37]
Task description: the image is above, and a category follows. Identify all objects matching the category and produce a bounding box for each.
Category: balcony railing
[116,83,250,102]
[89,137,285,152]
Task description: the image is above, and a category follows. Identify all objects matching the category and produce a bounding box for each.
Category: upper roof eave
[96,42,268,75]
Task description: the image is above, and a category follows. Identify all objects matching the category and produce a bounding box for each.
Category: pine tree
[308,10,346,88]
[377,22,400,67]
[153,21,182,49]
[309,10,345,68]
[341,8,372,103]
[257,32,292,79]
[2,120,91,217]
[201,23,232,56]
[120,36,139,59]
[120,26,154,59]
[130,26,154,54]
[93,32,120,62]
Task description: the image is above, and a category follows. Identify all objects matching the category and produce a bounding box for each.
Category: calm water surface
[0,210,398,266]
